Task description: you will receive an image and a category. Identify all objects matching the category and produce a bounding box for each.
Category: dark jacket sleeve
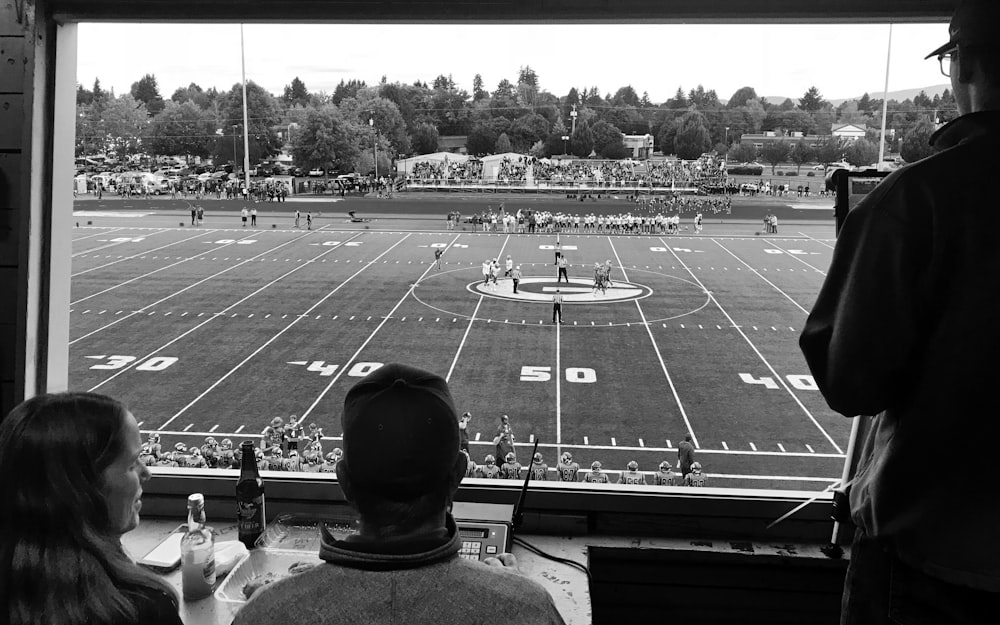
[126,586,184,625]
[799,175,927,417]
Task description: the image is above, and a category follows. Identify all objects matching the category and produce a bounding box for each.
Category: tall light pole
[232,125,238,170]
[724,126,730,162]
[570,105,578,135]
[561,135,569,155]
[369,115,377,179]
[240,23,251,190]
[878,23,893,170]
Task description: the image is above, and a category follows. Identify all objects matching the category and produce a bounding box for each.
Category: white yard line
[84,230,359,391]
[72,229,168,257]
[711,239,810,315]
[69,230,240,306]
[445,235,511,382]
[556,305,562,458]
[662,237,843,454]
[762,239,829,276]
[608,237,698,447]
[72,227,124,242]
[157,234,410,430]
[72,229,218,278]
[798,232,836,249]
[70,228,331,345]
[300,234,464,420]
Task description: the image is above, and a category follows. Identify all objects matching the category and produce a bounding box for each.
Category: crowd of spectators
[409,159,484,182]
[406,154,727,189]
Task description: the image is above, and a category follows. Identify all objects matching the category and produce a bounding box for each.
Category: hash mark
[611,437,617,446]
[583,436,589,445]
[749,442,757,451]
[639,438,644,447]
[183,423,194,432]
[209,424,219,433]
[666,439,672,448]
[235,425,245,434]
[778,443,786,452]
[475,433,481,441]
[721,441,729,450]
[806,444,815,453]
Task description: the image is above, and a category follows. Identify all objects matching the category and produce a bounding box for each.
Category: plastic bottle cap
[188,493,204,506]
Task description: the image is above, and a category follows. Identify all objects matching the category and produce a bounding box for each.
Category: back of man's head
[928,0,1000,89]
[337,364,463,530]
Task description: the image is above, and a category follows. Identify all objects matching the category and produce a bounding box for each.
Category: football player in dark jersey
[479,454,501,479]
[557,452,580,482]
[500,452,523,480]
[618,460,647,485]
[529,452,549,480]
[582,460,609,483]
[684,462,707,487]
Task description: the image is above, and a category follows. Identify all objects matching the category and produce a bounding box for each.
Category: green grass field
[69,199,845,491]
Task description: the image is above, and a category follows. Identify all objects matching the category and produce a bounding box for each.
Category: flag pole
[240,24,251,191]
[878,23,893,170]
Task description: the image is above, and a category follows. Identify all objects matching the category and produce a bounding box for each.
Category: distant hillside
[828,84,950,106]
[751,84,949,108]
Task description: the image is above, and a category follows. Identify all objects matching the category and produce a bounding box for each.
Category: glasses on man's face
[938,49,957,77]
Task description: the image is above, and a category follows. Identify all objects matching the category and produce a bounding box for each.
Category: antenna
[513,438,539,531]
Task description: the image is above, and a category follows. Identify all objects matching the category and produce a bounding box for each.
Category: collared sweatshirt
[800,111,1000,591]
[234,514,566,624]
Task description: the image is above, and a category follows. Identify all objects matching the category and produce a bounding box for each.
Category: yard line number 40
[520,366,597,383]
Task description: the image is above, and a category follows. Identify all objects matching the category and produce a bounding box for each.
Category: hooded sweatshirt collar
[318,512,461,571]
[930,110,1000,151]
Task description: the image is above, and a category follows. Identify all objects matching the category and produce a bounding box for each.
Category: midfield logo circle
[467,277,653,304]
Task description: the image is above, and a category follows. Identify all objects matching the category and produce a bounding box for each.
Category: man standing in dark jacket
[800,2,1000,620]
[676,434,696,478]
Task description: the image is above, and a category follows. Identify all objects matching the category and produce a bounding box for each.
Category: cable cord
[513,536,592,586]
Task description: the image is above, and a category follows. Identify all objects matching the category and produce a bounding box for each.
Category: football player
[529,452,549,481]
[200,437,219,468]
[172,442,190,467]
[557,452,580,482]
[285,415,304,453]
[461,450,478,478]
[138,443,157,467]
[261,416,285,456]
[582,460,609,484]
[186,447,208,469]
[684,462,706,487]
[654,461,677,486]
[500,452,523,480]
[618,460,647,485]
[218,439,236,469]
[283,450,303,472]
[147,432,162,459]
[478,454,501,479]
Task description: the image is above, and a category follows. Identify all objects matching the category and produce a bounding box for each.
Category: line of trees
[75,69,958,173]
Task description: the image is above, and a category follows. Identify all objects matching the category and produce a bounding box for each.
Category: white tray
[214,548,322,605]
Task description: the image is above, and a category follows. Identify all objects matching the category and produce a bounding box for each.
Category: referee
[552,289,563,324]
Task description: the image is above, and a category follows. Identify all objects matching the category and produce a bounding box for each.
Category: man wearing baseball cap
[800,1,1000,621]
[235,363,565,625]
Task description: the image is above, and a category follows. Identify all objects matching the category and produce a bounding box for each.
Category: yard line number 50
[520,366,597,383]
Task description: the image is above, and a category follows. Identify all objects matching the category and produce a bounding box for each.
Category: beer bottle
[181,493,216,600]
[237,440,265,549]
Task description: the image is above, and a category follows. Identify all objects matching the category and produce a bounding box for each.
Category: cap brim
[925,40,956,60]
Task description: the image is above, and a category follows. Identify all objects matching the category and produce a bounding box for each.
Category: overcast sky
[77,23,951,104]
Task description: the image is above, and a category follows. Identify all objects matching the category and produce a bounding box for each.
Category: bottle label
[203,557,216,583]
[237,496,264,533]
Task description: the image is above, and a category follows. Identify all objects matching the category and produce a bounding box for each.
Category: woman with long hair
[0,392,183,625]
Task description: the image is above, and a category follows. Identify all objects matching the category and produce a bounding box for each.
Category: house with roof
[831,123,867,141]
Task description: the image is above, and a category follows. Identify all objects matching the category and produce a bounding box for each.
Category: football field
[69,206,845,491]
